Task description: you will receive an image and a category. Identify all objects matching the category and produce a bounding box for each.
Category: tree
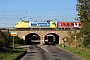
[76,0,90,48]
[76,0,90,23]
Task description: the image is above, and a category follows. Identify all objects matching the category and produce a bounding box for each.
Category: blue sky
[0,0,77,27]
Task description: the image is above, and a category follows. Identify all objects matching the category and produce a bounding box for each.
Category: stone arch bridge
[9,30,79,45]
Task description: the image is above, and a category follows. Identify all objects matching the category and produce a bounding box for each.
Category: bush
[14,36,23,44]
[3,31,12,46]
[0,31,8,47]
[82,34,90,48]
[87,44,90,48]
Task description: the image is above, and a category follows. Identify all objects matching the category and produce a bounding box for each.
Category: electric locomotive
[14,20,56,29]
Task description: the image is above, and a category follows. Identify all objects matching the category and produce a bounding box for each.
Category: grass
[0,48,26,60]
[58,44,90,60]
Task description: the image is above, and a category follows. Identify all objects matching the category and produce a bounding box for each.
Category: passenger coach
[57,22,82,29]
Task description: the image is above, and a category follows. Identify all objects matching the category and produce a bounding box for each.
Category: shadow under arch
[25,33,40,45]
[44,33,59,45]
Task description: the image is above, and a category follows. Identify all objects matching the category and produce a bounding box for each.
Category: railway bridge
[9,29,77,45]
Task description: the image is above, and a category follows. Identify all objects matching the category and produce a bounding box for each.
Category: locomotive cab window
[16,22,18,25]
[52,22,56,26]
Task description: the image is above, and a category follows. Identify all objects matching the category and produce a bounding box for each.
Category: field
[0,48,26,60]
[58,44,90,60]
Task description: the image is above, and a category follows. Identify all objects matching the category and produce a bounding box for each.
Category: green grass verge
[0,48,26,60]
[58,44,90,60]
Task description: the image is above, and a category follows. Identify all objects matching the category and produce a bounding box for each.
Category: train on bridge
[14,20,82,30]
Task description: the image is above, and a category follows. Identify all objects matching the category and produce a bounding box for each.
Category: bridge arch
[25,33,40,45]
[44,32,59,44]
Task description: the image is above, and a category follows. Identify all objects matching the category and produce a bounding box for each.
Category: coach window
[63,23,65,26]
[61,23,62,26]
[67,23,69,26]
[79,23,81,26]
[71,23,74,26]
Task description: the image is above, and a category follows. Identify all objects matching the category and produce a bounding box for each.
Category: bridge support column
[59,37,63,44]
[40,37,44,45]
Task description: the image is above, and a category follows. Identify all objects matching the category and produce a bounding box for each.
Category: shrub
[82,34,90,48]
